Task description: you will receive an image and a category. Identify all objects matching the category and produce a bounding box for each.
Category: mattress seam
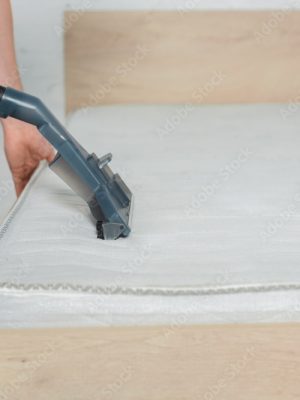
[1,282,300,296]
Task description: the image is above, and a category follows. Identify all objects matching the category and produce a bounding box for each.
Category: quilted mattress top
[1,104,300,327]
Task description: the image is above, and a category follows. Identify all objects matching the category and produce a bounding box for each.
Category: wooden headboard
[65,11,300,113]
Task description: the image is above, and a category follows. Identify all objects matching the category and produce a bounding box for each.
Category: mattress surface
[1,104,300,327]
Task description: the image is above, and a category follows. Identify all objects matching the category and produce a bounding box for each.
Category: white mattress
[0,126,15,222]
[1,104,300,328]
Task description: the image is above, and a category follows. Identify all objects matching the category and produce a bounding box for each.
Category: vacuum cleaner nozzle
[0,86,133,240]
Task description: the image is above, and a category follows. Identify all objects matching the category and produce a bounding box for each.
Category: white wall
[1,0,299,221]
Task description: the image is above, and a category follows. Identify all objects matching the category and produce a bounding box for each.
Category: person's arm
[0,0,54,195]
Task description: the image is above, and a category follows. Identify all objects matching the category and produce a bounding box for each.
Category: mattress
[1,103,300,328]
[0,127,15,222]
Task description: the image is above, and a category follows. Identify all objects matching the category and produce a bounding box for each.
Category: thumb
[46,147,56,163]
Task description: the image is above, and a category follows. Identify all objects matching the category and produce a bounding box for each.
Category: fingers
[11,162,37,197]
[4,121,56,196]
[46,147,56,163]
[36,136,55,164]
[13,175,28,197]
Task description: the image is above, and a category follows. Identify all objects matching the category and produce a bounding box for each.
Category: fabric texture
[1,104,300,327]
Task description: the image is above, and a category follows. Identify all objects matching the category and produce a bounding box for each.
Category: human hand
[3,118,55,196]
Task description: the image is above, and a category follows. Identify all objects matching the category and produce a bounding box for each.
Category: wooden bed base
[65,11,300,113]
[0,324,299,399]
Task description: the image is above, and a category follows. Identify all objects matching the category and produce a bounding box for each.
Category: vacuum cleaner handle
[0,86,108,192]
[0,86,87,154]
[0,86,133,239]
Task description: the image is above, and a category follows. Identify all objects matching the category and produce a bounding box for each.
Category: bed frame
[1,324,300,399]
[65,11,300,113]
[1,11,300,399]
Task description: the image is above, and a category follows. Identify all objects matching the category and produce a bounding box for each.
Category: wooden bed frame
[65,11,300,113]
[1,324,300,399]
[1,11,300,398]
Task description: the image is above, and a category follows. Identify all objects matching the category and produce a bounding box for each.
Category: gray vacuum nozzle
[0,86,133,240]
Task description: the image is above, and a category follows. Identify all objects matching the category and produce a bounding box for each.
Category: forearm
[0,0,21,88]
[0,0,22,130]
[0,1,54,195]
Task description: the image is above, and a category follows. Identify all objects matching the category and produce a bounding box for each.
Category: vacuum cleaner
[0,86,133,240]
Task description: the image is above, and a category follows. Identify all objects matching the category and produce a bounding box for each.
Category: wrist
[1,117,11,135]
[1,116,16,132]
[1,117,27,141]
[0,83,23,132]
[0,72,22,91]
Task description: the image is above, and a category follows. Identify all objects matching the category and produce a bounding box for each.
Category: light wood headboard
[65,11,300,113]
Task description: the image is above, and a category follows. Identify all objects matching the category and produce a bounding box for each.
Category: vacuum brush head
[0,86,133,240]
